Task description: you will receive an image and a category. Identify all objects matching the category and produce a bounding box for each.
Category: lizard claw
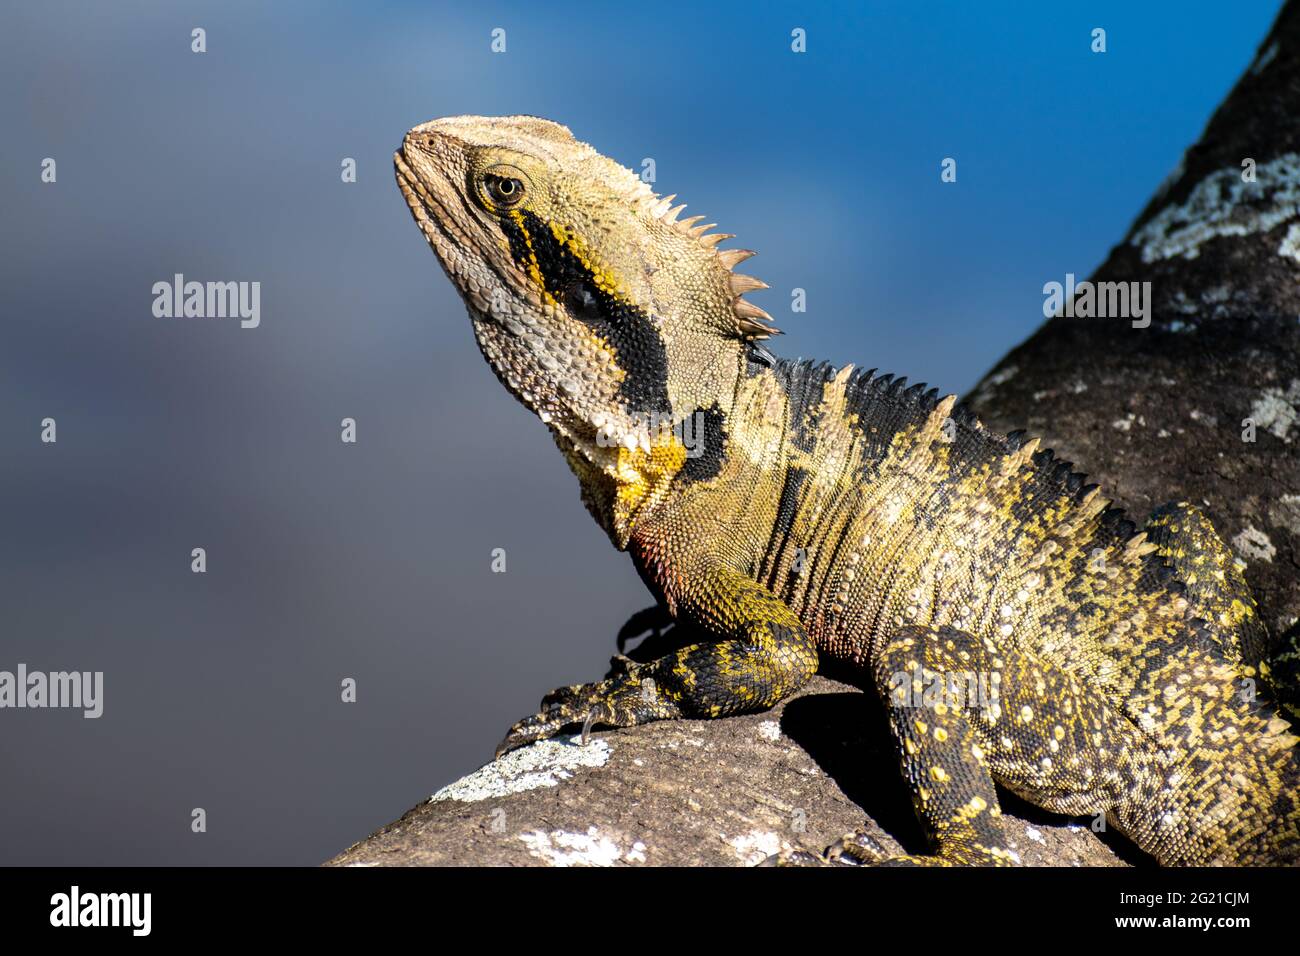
[494,698,588,757]
[494,672,680,758]
[824,829,891,865]
[580,708,596,746]
[493,682,618,757]
[494,713,567,758]
[579,701,618,746]
[758,848,828,867]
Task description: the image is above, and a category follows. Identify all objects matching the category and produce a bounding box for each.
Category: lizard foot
[758,848,830,867]
[824,829,893,865]
[824,826,1019,866]
[759,831,897,867]
[494,665,681,757]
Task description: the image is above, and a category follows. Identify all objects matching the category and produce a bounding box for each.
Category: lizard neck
[553,339,750,549]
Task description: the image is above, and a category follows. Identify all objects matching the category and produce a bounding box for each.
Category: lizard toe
[758,848,829,867]
[495,706,583,757]
[825,829,891,865]
[539,683,591,708]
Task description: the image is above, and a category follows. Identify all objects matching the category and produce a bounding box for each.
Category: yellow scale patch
[506,210,557,307]
[526,221,691,532]
[614,436,689,529]
[548,222,628,300]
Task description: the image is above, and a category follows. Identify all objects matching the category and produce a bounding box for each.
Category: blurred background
[0,0,1281,864]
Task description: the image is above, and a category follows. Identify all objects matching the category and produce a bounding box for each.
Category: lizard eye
[484,173,525,208]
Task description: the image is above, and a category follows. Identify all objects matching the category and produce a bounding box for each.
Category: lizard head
[394,114,776,465]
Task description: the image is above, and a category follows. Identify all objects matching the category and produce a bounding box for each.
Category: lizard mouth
[394,146,527,330]
[393,150,462,268]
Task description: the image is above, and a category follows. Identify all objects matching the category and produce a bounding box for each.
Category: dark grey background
[0,0,1278,863]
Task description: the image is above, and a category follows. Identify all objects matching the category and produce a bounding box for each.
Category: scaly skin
[394,115,1299,865]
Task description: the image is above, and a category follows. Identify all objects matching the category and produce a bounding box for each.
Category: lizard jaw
[394,149,498,317]
[396,147,572,429]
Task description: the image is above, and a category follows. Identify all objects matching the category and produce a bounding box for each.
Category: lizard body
[394,115,1299,865]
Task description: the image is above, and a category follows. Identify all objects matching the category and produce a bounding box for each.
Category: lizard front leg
[496,562,818,756]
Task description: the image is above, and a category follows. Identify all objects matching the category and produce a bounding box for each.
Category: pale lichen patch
[1170,290,1200,315]
[1269,494,1300,537]
[1250,41,1280,76]
[430,736,611,803]
[1250,379,1300,441]
[973,365,1018,407]
[726,830,789,865]
[1279,222,1300,262]
[1232,525,1276,563]
[758,720,783,742]
[1131,153,1300,263]
[518,826,626,866]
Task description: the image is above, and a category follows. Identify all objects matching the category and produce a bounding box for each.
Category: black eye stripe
[497,210,671,416]
[563,281,602,319]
